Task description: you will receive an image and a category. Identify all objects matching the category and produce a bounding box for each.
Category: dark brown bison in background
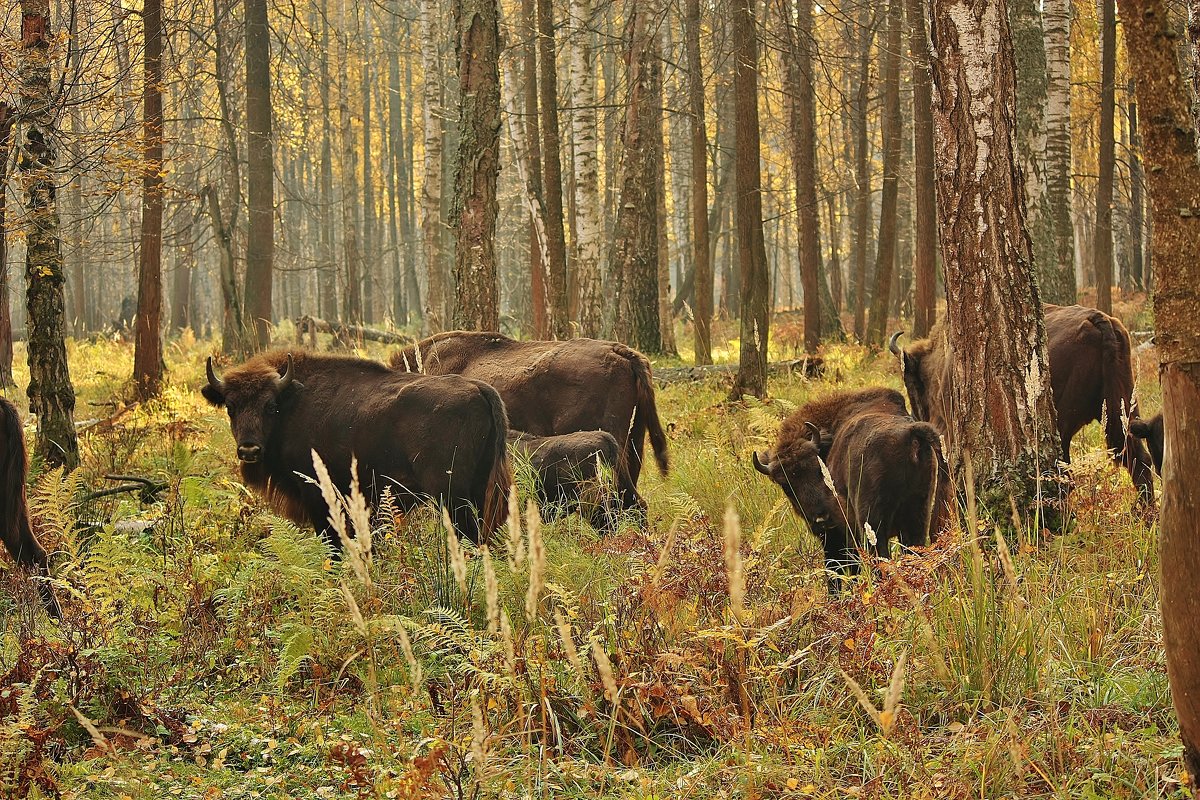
[753,388,952,590]
[509,430,621,530]
[203,351,511,545]
[891,303,1154,499]
[1,397,62,618]
[390,332,668,514]
[1130,412,1164,473]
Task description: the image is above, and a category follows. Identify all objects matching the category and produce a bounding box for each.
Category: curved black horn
[275,353,295,391]
[206,356,225,392]
[804,421,822,446]
[888,330,905,357]
[751,450,773,476]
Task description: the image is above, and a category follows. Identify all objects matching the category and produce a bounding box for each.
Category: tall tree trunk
[421,0,447,331]
[0,105,14,388]
[784,0,821,354]
[570,0,603,338]
[851,5,876,341]
[403,55,422,324]
[684,0,712,363]
[361,17,377,325]
[1093,0,1115,313]
[212,0,246,353]
[538,0,569,338]
[927,0,1058,505]
[522,0,548,336]
[244,0,273,349]
[656,22,677,355]
[730,0,768,399]
[866,0,904,347]
[1119,0,1200,780]
[907,0,937,337]
[450,0,501,331]
[340,59,363,326]
[388,4,416,325]
[18,0,79,470]
[610,0,663,352]
[1039,0,1075,303]
[318,0,338,321]
[1128,79,1144,292]
[1010,0,1052,305]
[133,0,165,399]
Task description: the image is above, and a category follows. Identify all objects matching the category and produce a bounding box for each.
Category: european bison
[508,430,621,530]
[890,303,1155,498]
[1,397,62,618]
[203,351,511,545]
[1130,412,1164,473]
[787,386,910,456]
[390,332,668,514]
[753,389,951,590]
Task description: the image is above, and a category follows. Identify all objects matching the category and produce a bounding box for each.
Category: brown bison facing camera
[202,351,511,545]
[1,397,62,618]
[508,430,621,531]
[1130,412,1164,474]
[753,389,952,591]
[390,332,668,515]
[890,303,1155,499]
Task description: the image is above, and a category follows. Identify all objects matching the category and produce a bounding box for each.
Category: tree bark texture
[18,0,79,470]
[570,0,604,338]
[907,0,938,338]
[730,0,769,399]
[1128,80,1144,291]
[867,0,904,348]
[685,0,712,364]
[537,0,570,339]
[521,0,548,337]
[450,0,502,331]
[1093,0,1115,313]
[244,0,274,349]
[1039,0,1075,303]
[851,5,876,341]
[0,105,15,389]
[421,0,447,331]
[133,0,165,399]
[927,0,1058,505]
[1119,0,1200,780]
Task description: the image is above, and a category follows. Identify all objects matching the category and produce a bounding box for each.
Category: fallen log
[294,316,414,348]
[653,356,824,384]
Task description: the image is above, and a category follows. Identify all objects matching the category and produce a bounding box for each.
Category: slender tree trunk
[537,0,569,338]
[521,0,548,336]
[318,0,338,322]
[421,0,447,331]
[851,5,876,341]
[784,0,821,354]
[450,0,501,331]
[730,0,768,399]
[1128,79,1144,292]
[927,0,1059,506]
[1037,0,1075,304]
[570,0,603,338]
[1119,0,1200,780]
[867,0,904,347]
[361,16,377,325]
[212,0,246,353]
[0,105,14,388]
[907,0,937,337]
[133,0,165,399]
[243,0,273,349]
[402,56,422,324]
[1093,0,1115,313]
[18,0,79,470]
[656,22,677,355]
[684,0,712,363]
[1010,0,1052,303]
[340,55,363,326]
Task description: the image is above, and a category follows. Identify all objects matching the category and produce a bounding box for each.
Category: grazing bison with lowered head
[203,351,511,545]
[1,397,62,618]
[890,303,1154,499]
[508,430,621,531]
[390,332,668,515]
[752,390,952,590]
[1130,413,1164,474]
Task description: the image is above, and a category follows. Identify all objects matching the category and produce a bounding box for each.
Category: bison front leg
[820,526,860,594]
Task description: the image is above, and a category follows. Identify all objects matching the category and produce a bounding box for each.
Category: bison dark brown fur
[753,390,951,591]
[203,350,511,545]
[787,386,909,456]
[1,397,61,618]
[892,304,1154,499]
[1130,412,1164,474]
[390,332,668,514]
[508,430,621,530]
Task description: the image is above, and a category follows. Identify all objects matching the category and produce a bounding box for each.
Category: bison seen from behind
[203,351,511,545]
[1130,412,1164,474]
[890,304,1155,499]
[508,430,621,531]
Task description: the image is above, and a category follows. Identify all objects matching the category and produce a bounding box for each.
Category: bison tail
[476,383,513,542]
[620,345,669,476]
[0,399,59,618]
[1094,311,1154,498]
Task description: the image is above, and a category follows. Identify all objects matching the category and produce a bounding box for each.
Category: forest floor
[1,318,1191,800]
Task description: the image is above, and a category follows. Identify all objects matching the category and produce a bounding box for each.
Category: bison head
[1130,413,1164,474]
[752,422,847,538]
[202,354,302,464]
[890,330,940,426]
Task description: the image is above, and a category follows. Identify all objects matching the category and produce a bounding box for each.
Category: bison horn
[888,330,905,357]
[275,353,295,391]
[804,421,822,446]
[206,356,225,392]
[752,450,773,476]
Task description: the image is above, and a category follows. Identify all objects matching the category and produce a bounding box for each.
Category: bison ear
[201,383,225,406]
[1129,418,1150,438]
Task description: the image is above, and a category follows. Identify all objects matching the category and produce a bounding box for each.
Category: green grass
[0,329,1191,800]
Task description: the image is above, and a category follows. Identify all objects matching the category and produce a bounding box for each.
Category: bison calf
[203,351,511,546]
[508,430,621,531]
[1130,413,1164,474]
[754,396,950,591]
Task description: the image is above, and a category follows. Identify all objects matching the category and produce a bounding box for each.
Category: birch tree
[570,0,604,338]
[1040,0,1075,303]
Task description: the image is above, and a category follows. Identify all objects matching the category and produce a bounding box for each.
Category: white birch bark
[569,0,604,337]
